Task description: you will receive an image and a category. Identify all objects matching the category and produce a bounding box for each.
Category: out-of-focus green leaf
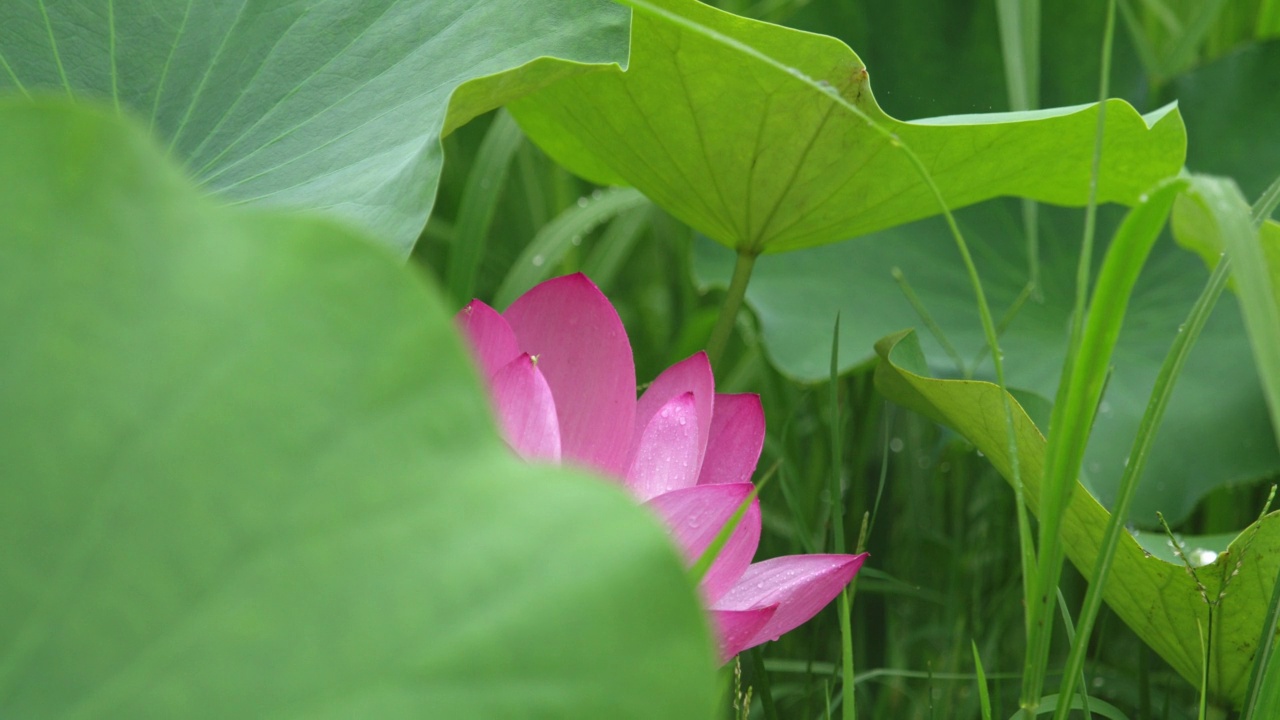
[0,99,717,718]
[1173,180,1280,449]
[693,198,1279,525]
[1174,195,1280,298]
[873,329,1278,708]
[510,0,1185,254]
[0,0,629,252]
[1169,40,1280,200]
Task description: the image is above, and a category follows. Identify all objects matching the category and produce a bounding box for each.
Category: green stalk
[707,249,758,367]
[828,316,856,720]
[1021,0,1117,711]
[750,647,779,720]
[445,110,524,305]
[1051,245,1230,720]
[601,10,1029,712]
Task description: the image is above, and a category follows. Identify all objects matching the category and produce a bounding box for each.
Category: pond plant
[2,0,1279,718]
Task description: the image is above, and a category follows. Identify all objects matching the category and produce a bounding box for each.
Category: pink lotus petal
[503,274,636,477]
[645,483,761,603]
[490,354,561,462]
[456,300,521,379]
[626,392,702,500]
[697,393,765,486]
[712,606,778,663]
[712,553,868,653]
[633,352,714,476]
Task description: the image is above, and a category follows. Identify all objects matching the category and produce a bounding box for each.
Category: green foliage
[693,198,1279,526]
[0,0,629,253]
[694,35,1280,528]
[875,327,1279,707]
[0,99,718,718]
[511,0,1185,254]
[4,0,1278,716]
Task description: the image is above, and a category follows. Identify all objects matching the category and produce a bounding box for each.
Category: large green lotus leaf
[693,198,1279,525]
[0,0,628,253]
[509,0,1185,253]
[874,329,1279,708]
[0,99,716,718]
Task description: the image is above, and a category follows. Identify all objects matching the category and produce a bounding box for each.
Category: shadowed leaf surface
[0,0,629,252]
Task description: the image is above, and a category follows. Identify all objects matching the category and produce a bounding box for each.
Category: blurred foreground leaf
[0,0,628,252]
[0,99,716,718]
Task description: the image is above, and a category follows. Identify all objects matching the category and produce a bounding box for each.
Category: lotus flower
[457,273,866,661]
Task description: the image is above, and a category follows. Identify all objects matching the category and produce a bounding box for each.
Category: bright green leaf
[510,0,1185,253]
[0,99,717,718]
[874,328,1279,708]
[0,0,629,253]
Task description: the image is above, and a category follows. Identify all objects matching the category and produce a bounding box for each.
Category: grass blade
[1036,693,1131,720]
[1252,172,1280,226]
[973,641,994,720]
[581,203,652,291]
[1023,1,1119,709]
[1196,177,1280,448]
[446,110,524,305]
[995,0,1043,292]
[828,315,857,720]
[1052,180,1228,720]
[1239,534,1280,719]
[494,187,648,308]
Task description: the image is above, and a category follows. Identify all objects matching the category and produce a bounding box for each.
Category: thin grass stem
[1022,0,1117,710]
[892,267,966,377]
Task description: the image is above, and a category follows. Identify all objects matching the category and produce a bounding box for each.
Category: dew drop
[1139,193,1149,203]
[531,254,545,267]
[1195,549,1219,566]
[576,196,589,207]
[889,437,904,453]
